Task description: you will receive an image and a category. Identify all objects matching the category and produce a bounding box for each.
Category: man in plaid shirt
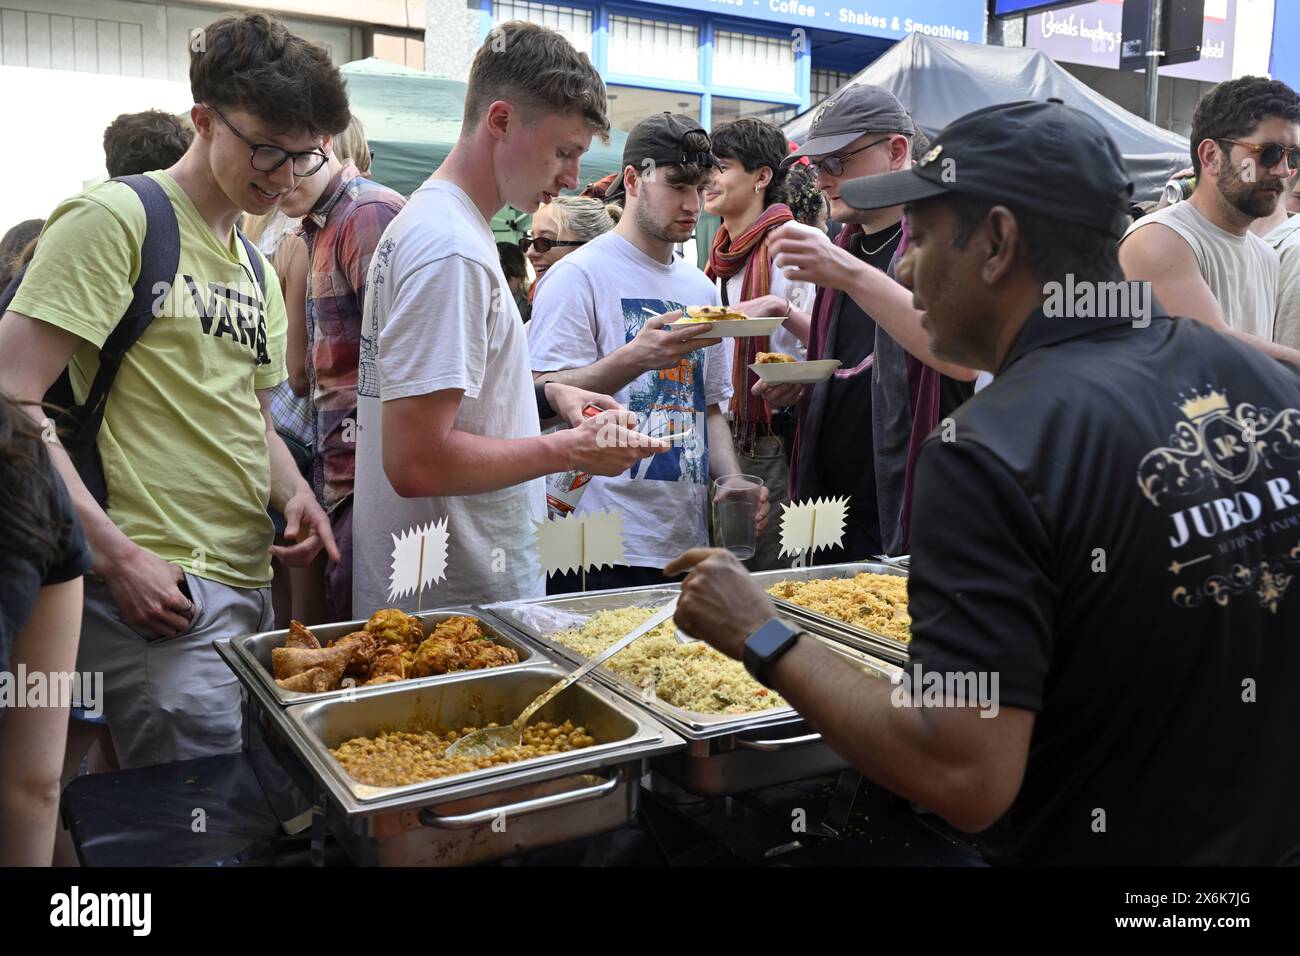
[281,147,405,620]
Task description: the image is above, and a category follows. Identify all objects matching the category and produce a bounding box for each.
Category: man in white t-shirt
[1121,76,1300,366]
[529,113,769,592]
[1251,169,1300,351]
[352,23,665,613]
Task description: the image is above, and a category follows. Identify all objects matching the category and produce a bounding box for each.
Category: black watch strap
[743,618,804,688]
[535,380,557,420]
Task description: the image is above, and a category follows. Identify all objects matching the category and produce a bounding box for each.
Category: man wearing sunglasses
[1122,76,1300,365]
[0,12,347,769]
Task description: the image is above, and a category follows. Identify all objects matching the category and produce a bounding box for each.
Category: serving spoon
[444,600,678,759]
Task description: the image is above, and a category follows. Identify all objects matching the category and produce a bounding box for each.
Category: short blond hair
[332,114,371,175]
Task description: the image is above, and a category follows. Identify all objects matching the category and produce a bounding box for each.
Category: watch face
[748,619,800,660]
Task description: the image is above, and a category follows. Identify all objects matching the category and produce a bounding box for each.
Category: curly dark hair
[710,118,789,207]
[0,392,65,572]
[190,12,350,137]
[784,164,827,227]
[103,110,193,178]
[1189,75,1300,176]
[466,21,609,141]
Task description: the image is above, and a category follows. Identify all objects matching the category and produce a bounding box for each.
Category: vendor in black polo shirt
[665,99,1300,865]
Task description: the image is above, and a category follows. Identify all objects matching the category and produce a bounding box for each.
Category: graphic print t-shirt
[529,233,732,567]
[11,170,287,588]
[907,309,1300,865]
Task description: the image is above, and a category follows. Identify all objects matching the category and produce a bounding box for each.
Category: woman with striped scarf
[704,119,816,570]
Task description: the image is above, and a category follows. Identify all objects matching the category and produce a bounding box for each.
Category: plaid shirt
[301,163,405,508]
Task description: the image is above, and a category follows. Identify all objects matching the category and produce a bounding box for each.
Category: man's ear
[983,206,1020,284]
[890,135,911,171]
[623,164,639,201]
[1196,137,1223,178]
[191,104,213,139]
[322,134,334,157]
[484,100,512,142]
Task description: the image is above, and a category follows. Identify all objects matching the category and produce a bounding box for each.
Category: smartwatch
[743,618,805,688]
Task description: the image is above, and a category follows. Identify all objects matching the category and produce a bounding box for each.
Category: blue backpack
[0,174,265,505]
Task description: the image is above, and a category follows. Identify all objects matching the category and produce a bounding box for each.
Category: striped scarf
[705,203,794,437]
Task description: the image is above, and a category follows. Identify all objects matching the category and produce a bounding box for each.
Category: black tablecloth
[61,753,986,867]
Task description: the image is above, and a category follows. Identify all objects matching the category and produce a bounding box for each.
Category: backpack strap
[64,174,181,454]
[236,229,267,296]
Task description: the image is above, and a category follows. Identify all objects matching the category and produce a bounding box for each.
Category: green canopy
[340,58,629,239]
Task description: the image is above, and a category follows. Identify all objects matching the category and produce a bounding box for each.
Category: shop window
[606,84,701,132]
[493,0,593,58]
[711,96,798,128]
[713,30,796,95]
[811,68,853,102]
[608,14,699,83]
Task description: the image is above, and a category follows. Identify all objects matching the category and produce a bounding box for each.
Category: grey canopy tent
[783,34,1190,202]
[339,58,630,238]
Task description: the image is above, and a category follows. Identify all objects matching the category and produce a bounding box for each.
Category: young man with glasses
[758,85,977,559]
[0,12,345,768]
[275,132,406,623]
[1122,76,1300,365]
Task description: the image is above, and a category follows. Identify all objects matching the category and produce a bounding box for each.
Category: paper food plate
[666,317,784,338]
[749,358,842,384]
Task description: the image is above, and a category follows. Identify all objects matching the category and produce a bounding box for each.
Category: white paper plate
[748,358,842,384]
[666,317,784,338]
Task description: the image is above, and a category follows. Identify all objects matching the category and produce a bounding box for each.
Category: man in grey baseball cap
[757,83,977,560]
[786,83,917,165]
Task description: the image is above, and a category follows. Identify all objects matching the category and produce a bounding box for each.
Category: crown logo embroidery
[1178,388,1229,421]
[918,144,943,167]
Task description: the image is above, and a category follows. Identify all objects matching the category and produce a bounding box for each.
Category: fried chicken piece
[411,637,461,677]
[365,608,425,646]
[430,615,484,645]
[277,664,343,693]
[271,643,352,681]
[328,631,377,680]
[361,673,403,687]
[284,620,321,650]
[456,642,519,671]
[366,643,406,683]
[273,644,350,692]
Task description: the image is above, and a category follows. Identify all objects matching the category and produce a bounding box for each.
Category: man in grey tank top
[1121,76,1300,366]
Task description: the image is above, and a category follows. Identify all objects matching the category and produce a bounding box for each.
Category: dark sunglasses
[519,235,585,254]
[206,104,329,177]
[1217,139,1300,172]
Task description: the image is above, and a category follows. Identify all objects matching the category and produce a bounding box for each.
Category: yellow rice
[766,573,911,642]
[550,607,786,716]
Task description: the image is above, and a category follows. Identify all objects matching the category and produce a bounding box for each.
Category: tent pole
[1145,0,1164,125]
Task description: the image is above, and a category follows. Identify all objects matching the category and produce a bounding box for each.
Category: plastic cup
[713,474,764,560]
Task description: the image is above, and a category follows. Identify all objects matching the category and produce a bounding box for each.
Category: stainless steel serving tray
[224,646,684,866]
[230,607,543,707]
[479,588,902,796]
[751,563,912,663]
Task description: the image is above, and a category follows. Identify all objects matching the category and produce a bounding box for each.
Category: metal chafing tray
[220,644,683,866]
[229,607,543,707]
[479,589,902,796]
[750,563,911,664]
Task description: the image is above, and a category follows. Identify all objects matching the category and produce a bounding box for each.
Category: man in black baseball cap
[604,111,718,204]
[663,99,1300,864]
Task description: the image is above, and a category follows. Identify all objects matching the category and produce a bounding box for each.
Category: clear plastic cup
[713,474,764,560]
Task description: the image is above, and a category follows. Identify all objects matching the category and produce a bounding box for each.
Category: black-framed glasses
[519,235,585,254]
[809,136,891,178]
[205,104,329,177]
[1217,138,1300,172]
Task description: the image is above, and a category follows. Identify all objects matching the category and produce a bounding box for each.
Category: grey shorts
[78,570,273,769]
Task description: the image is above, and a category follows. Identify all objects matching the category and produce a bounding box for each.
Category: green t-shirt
[11,170,288,589]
